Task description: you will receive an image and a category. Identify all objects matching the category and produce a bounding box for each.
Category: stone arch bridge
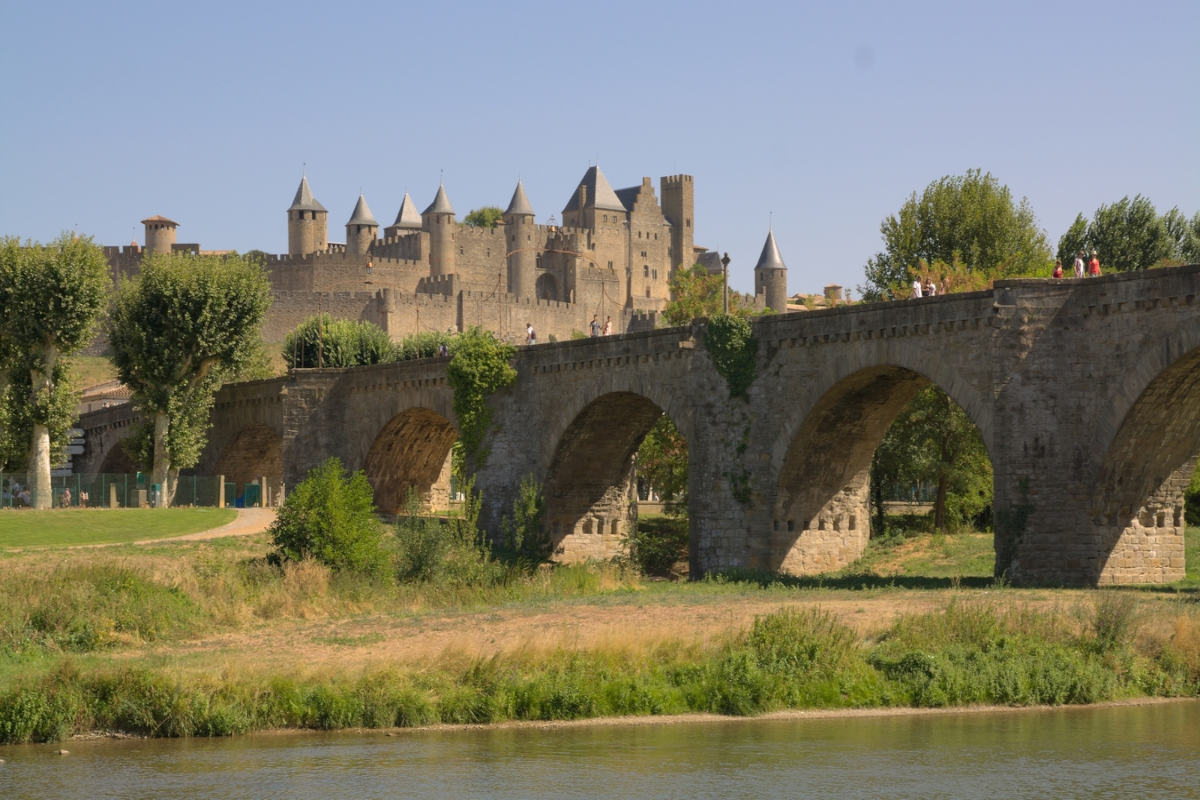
[77,266,1200,586]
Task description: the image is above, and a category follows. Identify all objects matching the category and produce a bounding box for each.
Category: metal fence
[0,472,228,509]
[880,482,938,503]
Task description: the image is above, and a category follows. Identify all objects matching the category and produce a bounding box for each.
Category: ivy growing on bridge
[703,314,758,398]
[446,327,517,467]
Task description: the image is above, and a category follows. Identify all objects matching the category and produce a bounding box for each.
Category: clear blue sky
[2,0,1197,295]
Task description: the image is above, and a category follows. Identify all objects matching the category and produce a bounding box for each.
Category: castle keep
[104,167,790,344]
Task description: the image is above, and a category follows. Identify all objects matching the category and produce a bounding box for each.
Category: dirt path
[144,507,276,543]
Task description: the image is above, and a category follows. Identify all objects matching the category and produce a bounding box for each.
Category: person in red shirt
[1053,259,1064,279]
[1088,251,1101,276]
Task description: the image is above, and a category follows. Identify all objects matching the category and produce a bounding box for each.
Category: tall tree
[0,235,109,508]
[858,171,1037,532]
[1085,195,1172,272]
[871,387,992,532]
[109,253,270,506]
[1162,207,1200,265]
[1056,213,1090,268]
[860,169,1052,300]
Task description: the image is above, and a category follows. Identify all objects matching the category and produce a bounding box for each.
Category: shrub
[282,315,395,369]
[498,475,549,564]
[269,458,388,575]
[446,327,516,463]
[627,515,688,576]
[703,314,757,398]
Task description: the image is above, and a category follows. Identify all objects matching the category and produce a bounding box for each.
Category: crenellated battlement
[660,174,693,186]
[416,274,459,296]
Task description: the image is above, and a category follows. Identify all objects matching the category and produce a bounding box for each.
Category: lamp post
[721,252,731,314]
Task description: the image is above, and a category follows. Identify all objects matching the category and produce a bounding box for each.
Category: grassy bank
[2,596,1197,743]
[0,508,238,548]
[0,525,1197,744]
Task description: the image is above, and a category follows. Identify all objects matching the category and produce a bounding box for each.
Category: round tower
[422,184,456,277]
[754,229,789,313]
[287,176,328,257]
[503,181,536,298]
[345,194,379,256]
[141,215,178,255]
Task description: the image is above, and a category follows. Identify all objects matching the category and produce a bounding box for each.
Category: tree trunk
[27,354,56,510]
[28,422,52,509]
[934,471,949,532]
[152,409,171,508]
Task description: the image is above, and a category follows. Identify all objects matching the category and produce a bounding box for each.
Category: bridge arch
[1089,333,1200,583]
[212,424,283,506]
[97,437,139,475]
[364,407,458,514]
[541,390,689,563]
[768,364,993,575]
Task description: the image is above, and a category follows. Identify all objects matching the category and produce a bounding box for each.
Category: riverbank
[1,530,1197,744]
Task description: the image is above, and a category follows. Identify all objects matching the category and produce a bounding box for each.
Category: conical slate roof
[563,166,625,213]
[347,194,378,226]
[505,181,535,216]
[288,176,326,213]
[754,230,787,271]
[422,183,455,216]
[392,192,422,228]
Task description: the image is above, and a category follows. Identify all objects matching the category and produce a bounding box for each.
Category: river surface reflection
[2,701,1197,799]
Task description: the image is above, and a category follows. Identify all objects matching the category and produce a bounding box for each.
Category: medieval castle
[105,166,790,344]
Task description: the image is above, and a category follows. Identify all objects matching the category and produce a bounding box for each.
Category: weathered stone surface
[76,266,1200,586]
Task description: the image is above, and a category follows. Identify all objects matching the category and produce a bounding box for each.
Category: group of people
[525,315,613,346]
[1,479,31,507]
[1054,251,1101,279]
[589,315,613,338]
[0,480,87,508]
[911,278,942,299]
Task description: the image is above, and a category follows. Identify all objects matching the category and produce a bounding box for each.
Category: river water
[1,701,1197,799]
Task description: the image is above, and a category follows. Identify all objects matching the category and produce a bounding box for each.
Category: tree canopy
[463,206,504,228]
[1057,195,1179,272]
[0,234,110,506]
[662,263,757,326]
[860,169,1052,300]
[109,252,270,505]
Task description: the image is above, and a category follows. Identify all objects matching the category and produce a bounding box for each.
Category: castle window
[459,247,464,255]
[607,260,613,269]
[652,269,658,280]
[637,231,641,239]
[640,250,647,258]
[645,286,651,298]
[643,265,649,277]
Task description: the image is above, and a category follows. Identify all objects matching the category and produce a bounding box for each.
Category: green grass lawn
[0,507,238,548]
